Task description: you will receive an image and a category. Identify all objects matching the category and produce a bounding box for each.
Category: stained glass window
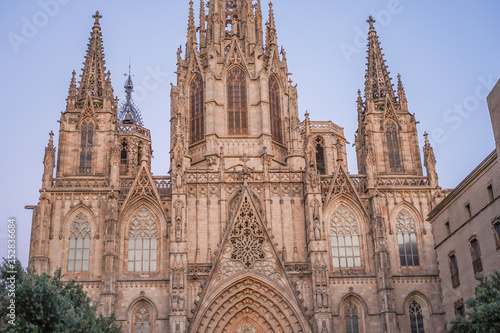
[269,76,282,143]
[79,119,94,173]
[396,209,419,267]
[190,74,204,143]
[128,208,158,272]
[227,67,248,135]
[68,212,91,272]
[330,204,361,268]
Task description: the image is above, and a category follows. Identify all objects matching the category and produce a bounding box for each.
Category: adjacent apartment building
[428,80,500,324]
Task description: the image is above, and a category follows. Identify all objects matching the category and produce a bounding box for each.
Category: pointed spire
[187,0,196,46]
[363,16,396,109]
[255,0,263,33]
[104,70,113,99]
[199,0,206,48]
[265,1,277,49]
[356,89,364,115]
[77,11,107,101]
[118,64,144,126]
[423,132,438,187]
[66,70,77,109]
[42,131,56,188]
[397,73,408,111]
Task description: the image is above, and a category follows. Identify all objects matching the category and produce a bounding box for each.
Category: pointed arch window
[330,204,361,268]
[385,120,402,173]
[68,212,91,272]
[269,76,282,143]
[396,209,419,266]
[79,119,94,173]
[344,301,360,333]
[133,304,151,333]
[190,74,204,143]
[120,141,128,175]
[227,67,248,135]
[409,300,425,333]
[128,208,158,272]
[315,137,326,175]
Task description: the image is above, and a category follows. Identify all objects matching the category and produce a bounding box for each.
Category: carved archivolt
[191,277,307,333]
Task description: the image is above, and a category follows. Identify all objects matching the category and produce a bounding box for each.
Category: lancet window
[344,301,360,333]
[409,300,425,333]
[227,67,248,135]
[396,209,419,266]
[128,208,158,272]
[120,141,128,175]
[133,304,151,333]
[385,120,402,173]
[330,204,361,268]
[315,137,326,174]
[68,212,91,272]
[190,74,204,143]
[79,119,94,173]
[269,76,282,143]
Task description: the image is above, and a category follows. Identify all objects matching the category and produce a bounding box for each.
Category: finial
[49,131,54,144]
[69,70,76,91]
[255,0,263,20]
[268,1,276,29]
[397,73,407,107]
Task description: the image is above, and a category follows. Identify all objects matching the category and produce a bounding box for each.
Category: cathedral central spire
[77,11,107,100]
[364,16,396,110]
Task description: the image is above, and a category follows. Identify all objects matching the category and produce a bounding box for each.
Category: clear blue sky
[1,0,499,266]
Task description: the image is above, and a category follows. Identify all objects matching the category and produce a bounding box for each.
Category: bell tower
[355,17,423,183]
[56,11,118,178]
[170,0,303,174]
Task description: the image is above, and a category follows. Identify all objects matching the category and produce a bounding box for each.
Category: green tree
[448,269,500,333]
[0,260,122,333]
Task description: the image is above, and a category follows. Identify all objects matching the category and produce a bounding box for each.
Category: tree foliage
[0,260,122,333]
[448,269,500,333]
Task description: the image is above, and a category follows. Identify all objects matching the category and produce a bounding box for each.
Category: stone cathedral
[28,1,448,332]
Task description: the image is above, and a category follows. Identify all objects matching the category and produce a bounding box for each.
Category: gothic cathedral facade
[28,2,447,332]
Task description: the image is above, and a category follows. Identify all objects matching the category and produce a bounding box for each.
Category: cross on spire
[93,11,102,25]
[367,15,375,28]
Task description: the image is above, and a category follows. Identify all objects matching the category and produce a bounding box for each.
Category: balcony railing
[117,124,151,139]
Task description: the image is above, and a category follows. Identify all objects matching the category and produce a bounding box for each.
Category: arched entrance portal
[190,276,310,333]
